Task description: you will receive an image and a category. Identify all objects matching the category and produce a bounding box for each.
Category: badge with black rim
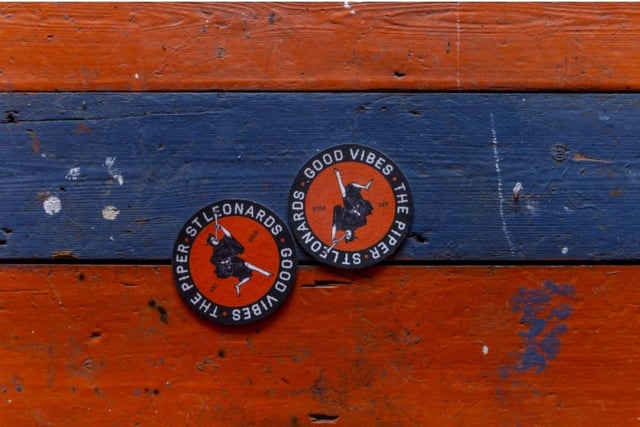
[172,199,297,326]
[289,144,413,269]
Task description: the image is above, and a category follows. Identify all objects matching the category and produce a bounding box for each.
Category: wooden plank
[0,264,637,425]
[1,3,640,91]
[1,92,639,261]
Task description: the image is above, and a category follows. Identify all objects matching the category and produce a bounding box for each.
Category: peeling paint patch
[75,123,92,135]
[102,205,120,221]
[43,195,62,215]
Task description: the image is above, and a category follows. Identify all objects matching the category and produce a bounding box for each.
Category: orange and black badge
[172,199,297,326]
[289,144,412,269]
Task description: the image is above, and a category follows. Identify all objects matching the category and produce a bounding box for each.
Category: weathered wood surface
[2,3,638,425]
[1,92,638,261]
[0,265,637,426]
[1,3,640,91]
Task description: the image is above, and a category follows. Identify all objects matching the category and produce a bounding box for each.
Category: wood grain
[0,265,637,426]
[1,92,639,261]
[1,3,640,91]
[2,3,637,425]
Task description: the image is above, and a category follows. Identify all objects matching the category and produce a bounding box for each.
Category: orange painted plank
[0,265,637,425]
[1,2,640,91]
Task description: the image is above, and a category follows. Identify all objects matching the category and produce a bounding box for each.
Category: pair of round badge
[172,144,413,325]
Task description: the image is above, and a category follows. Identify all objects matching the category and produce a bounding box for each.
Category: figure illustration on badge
[330,167,374,249]
[207,215,272,296]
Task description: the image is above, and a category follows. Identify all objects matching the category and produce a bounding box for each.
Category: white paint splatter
[525,199,538,215]
[343,1,355,14]
[65,167,81,181]
[482,345,489,356]
[102,205,120,221]
[561,246,569,255]
[105,157,124,186]
[134,73,140,79]
[624,167,639,184]
[43,195,62,215]
[490,114,516,256]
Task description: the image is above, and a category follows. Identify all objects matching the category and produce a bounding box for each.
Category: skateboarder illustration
[330,168,374,249]
[207,215,272,296]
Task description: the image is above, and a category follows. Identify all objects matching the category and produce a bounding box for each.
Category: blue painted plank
[0,93,638,261]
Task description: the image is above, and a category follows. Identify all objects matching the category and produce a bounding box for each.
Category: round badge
[288,144,413,269]
[172,199,297,326]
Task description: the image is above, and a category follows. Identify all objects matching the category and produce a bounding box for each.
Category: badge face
[172,199,297,326]
[289,144,412,269]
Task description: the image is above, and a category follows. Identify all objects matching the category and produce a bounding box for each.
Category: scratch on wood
[300,279,352,289]
[0,288,49,295]
[148,299,168,324]
[51,250,78,259]
[27,129,40,153]
[572,152,612,163]
[407,231,428,243]
[308,413,339,424]
[195,356,219,373]
[490,114,516,256]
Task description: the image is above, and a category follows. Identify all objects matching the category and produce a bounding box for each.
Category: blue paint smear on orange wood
[500,281,575,379]
[0,93,639,260]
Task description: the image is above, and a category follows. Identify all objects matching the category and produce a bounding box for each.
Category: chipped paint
[102,205,120,221]
[51,250,78,259]
[343,1,355,14]
[65,167,81,181]
[43,195,61,215]
[572,152,612,163]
